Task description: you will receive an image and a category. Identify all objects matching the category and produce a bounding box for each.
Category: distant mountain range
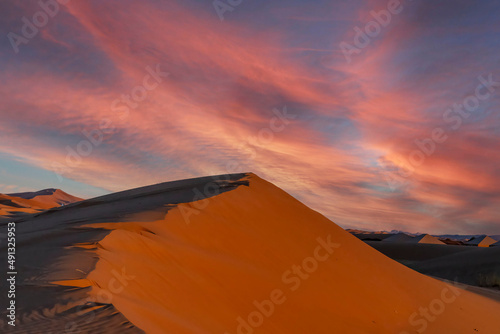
[346,229,500,242]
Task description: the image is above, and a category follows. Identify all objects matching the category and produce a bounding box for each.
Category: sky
[0,0,499,234]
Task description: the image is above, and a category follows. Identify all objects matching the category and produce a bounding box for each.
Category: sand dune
[409,234,445,245]
[411,246,500,288]
[0,194,52,217]
[1,173,499,333]
[0,189,82,218]
[7,188,83,207]
[383,233,414,243]
[366,241,473,263]
[465,235,498,247]
[366,239,500,289]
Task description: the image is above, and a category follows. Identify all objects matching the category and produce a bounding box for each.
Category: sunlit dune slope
[57,173,500,333]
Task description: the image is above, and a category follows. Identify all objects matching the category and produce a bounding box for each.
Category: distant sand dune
[0,189,82,218]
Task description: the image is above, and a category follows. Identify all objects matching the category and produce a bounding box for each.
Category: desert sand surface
[366,241,473,262]
[411,246,500,288]
[366,240,500,289]
[434,278,500,304]
[1,173,500,333]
